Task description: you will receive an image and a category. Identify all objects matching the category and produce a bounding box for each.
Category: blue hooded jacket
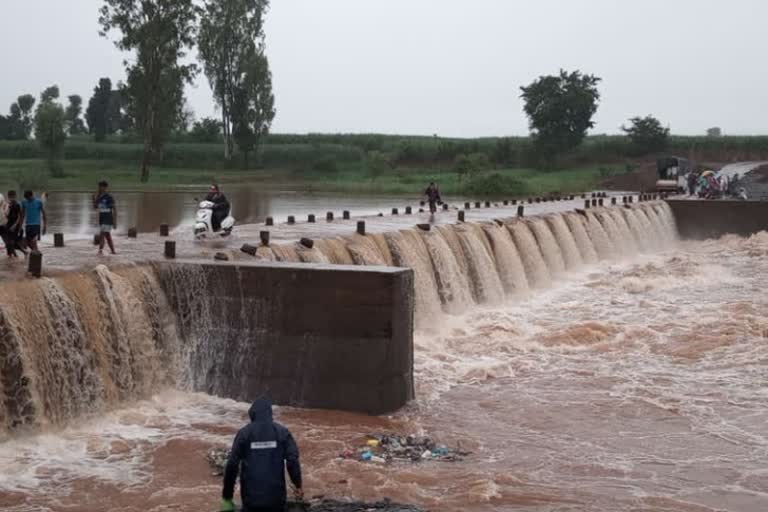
[222,398,302,510]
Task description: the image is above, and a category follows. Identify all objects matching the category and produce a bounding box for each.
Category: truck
[655,156,691,193]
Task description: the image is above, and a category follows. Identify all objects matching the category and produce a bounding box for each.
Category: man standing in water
[93,180,117,255]
[424,181,442,215]
[221,398,303,512]
[19,190,46,253]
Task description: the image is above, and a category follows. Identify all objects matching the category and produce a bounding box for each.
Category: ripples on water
[1,210,767,512]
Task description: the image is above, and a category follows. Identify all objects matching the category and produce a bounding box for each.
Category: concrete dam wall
[0,261,414,436]
[666,199,768,240]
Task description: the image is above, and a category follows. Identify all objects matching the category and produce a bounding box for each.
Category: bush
[463,172,526,197]
[453,154,474,182]
[11,168,49,191]
[312,155,339,174]
[468,152,492,171]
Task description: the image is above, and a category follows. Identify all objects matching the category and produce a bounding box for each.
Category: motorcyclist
[221,398,303,512]
[205,184,230,231]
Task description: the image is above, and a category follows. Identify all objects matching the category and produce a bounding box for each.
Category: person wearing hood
[221,398,303,512]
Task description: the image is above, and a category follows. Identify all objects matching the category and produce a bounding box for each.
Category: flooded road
[1,230,766,511]
[41,187,447,235]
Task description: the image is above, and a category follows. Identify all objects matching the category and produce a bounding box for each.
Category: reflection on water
[43,187,433,235]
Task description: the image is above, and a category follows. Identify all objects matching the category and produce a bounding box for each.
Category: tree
[86,78,113,141]
[367,150,391,182]
[621,115,670,155]
[65,95,86,135]
[454,154,474,182]
[520,69,601,165]
[99,0,199,182]
[190,117,223,143]
[231,51,276,168]
[34,85,67,177]
[6,94,36,140]
[198,0,271,160]
[707,127,722,137]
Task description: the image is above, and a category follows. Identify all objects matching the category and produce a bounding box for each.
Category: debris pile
[206,447,229,476]
[308,499,426,512]
[340,434,468,464]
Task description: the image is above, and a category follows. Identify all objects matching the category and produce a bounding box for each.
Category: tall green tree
[99,0,199,182]
[231,51,276,168]
[65,95,87,134]
[34,85,67,177]
[621,115,669,155]
[6,94,36,140]
[86,78,113,141]
[520,69,601,166]
[198,0,271,160]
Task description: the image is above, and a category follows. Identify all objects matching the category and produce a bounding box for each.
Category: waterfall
[585,211,617,260]
[564,212,599,263]
[297,246,331,264]
[271,244,301,262]
[0,265,178,435]
[385,230,443,321]
[420,230,474,314]
[527,218,567,275]
[545,214,583,270]
[455,226,506,305]
[481,224,530,296]
[620,208,651,252]
[347,242,387,266]
[607,209,639,254]
[316,238,355,265]
[507,219,552,288]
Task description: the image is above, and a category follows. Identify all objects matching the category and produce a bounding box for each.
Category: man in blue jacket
[221,398,303,512]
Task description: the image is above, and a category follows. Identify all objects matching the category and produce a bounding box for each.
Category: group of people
[686,170,746,200]
[0,190,46,258]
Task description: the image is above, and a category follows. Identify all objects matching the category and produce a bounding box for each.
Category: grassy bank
[0,157,615,197]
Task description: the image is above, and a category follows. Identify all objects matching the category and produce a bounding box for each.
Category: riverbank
[0,157,614,196]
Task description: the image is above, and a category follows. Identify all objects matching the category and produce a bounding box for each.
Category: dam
[0,197,766,511]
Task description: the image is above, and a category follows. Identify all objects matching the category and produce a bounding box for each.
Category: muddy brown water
[0,204,766,512]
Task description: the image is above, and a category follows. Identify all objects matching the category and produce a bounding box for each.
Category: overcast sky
[1,0,766,137]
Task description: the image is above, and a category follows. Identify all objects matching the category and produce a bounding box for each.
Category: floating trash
[340,433,469,464]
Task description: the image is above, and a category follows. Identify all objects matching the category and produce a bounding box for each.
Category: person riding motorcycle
[205,184,231,232]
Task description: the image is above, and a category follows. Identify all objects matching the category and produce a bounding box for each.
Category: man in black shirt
[4,190,25,258]
[205,184,231,231]
[93,180,117,255]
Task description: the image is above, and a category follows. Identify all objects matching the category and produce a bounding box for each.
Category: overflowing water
[1,202,767,512]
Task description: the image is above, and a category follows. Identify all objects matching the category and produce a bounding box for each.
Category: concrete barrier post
[598,198,604,206]
[458,211,465,222]
[442,203,449,211]
[160,224,169,236]
[260,231,270,246]
[405,206,412,214]
[53,233,64,247]
[300,238,314,249]
[164,241,176,259]
[343,210,351,220]
[326,212,334,222]
[475,201,481,208]
[464,202,471,209]
[585,199,591,209]
[28,251,42,278]
[128,228,138,238]
[357,221,366,235]
[611,197,617,205]
[485,201,491,207]
[241,244,258,256]
[392,208,399,215]
[266,217,274,226]
[517,205,525,217]
[308,214,316,223]
[503,200,509,205]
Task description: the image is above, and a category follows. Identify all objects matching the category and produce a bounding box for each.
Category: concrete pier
[156,260,415,414]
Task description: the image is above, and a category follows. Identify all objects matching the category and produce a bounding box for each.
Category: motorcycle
[194,200,235,238]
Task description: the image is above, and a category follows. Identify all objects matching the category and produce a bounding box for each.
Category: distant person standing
[424,182,442,215]
[93,180,117,255]
[687,172,698,196]
[5,191,25,258]
[20,190,46,253]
